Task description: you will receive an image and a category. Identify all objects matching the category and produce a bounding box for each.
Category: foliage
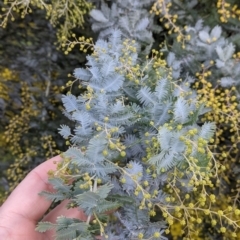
[150,0,240,238]
[1,0,240,240]
[37,0,240,238]
[89,0,162,54]
[0,8,90,202]
[0,0,93,43]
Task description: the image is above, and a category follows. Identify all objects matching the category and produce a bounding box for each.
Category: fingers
[0,155,62,223]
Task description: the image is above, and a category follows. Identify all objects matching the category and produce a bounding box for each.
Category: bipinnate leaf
[135,17,149,31]
[56,228,77,240]
[157,126,173,151]
[220,77,235,87]
[155,78,170,101]
[148,150,178,172]
[199,30,210,43]
[119,16,131,34]
[210,25,221,40]
[81,162,117,177]
[89,9,109,23]
[62,94,78,112]
[102,74,124,92]
[107,194,134,204]
[173,97,191,123]
[199,122,216,140]
[72,111,91,127]
[96,183,113,199]
[109,29,122,48]
[216,43,235,61]
[74,68,92,81]
[35,221,55,233]
[58,124,71,139]
[89,66,101,81]
[55,217,89,240]
[215,59,225,68]
[167,52,176,66]
[96,199,121,214]
[86,137,108,163]
[39,191,65,201]
[195,19,203,31]
[65,147,93,167]
[48,177,71,193]
[101,59,116,77]
[75,191,100,215]
[137,86,157,107]
[121,161,143,191]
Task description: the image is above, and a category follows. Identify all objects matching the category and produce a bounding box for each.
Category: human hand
[0,155,87,240]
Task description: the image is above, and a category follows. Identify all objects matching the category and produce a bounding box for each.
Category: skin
[0,155,88,240]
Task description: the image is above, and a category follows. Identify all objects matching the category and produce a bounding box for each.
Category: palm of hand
[0,156,86,240]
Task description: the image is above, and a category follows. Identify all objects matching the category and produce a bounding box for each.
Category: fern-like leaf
[96,199,121,214]
[85,137,108,163]
[89,9,109,23]
[39,191,65,201]
[137,86,157,107]
[148,151,179,172]
[102,74,124,92]
[65,147,93,167]
[62,94,78,112]
[74,68,92,81]
[96,183,113,199]
[35,221,55,233]
[199,122,216,140]
[135,17,149,31]
[155,78,170,101]
[173,97,191,124]
[58,125,71,139]
[75,191,100,215]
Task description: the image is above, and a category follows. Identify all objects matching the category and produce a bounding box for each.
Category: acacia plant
[1,0,240,239]
[34,0,240,239]
[0,0,92,43]
[36,28,240,240]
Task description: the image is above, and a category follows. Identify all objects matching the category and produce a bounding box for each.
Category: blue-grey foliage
[37,27,215,240]
[171,19,240,98]
[89,0,162,54]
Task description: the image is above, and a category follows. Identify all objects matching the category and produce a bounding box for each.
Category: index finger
[0,155,62,222]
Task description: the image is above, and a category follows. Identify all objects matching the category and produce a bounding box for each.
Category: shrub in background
[0,0,92,42]
[0,7,93,201]
[150,1,240,238]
